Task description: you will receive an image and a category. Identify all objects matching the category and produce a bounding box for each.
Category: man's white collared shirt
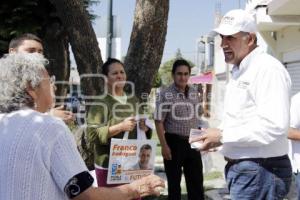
[220,47,291,159]
[289,92,300,172]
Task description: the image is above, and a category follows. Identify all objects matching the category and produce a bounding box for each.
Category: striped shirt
[154,83,201,137]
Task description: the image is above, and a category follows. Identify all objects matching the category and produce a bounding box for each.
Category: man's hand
[51,105,75,123]
[161,144,172,160]
[189,128,222,151]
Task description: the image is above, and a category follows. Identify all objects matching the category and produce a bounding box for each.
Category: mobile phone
[189,128,203,149]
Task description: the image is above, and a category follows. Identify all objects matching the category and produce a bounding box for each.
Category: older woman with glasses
[0,53,164,200]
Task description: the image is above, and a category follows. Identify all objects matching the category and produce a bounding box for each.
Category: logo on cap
[222,16,234,25]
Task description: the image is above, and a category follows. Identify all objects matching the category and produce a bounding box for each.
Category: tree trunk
[49,0,103,96]
[43,22,70,100]
[124,0,169,101]
[48,0,104,171]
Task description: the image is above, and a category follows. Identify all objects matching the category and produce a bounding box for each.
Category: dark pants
[164,133,204,200]
[295,172,300,200]
[225,155,292,200]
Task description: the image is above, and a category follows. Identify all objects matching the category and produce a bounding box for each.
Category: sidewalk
[154,151,230,199]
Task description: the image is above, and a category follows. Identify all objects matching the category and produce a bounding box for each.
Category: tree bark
[43,22,70,100]
[49,0,103,96]
[124,0,169,101]
[49,0,104,171]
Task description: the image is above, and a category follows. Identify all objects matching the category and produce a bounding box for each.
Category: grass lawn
[204,171,223,181]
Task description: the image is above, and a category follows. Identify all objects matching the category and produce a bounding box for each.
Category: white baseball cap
[214,9,257,36]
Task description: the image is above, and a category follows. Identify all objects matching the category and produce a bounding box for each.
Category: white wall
[276,26,300,59]
[111,38,122,60]
[97,37,122,61]
[97,38,107,60]
[210,78,227,127]
[214,36,227,75]
[209,36,229,126]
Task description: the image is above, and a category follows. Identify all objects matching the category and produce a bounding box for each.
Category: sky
[91,0,246,64]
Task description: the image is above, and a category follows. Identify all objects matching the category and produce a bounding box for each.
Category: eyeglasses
[50,75,56,85]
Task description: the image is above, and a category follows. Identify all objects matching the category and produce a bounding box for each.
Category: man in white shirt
[289,92,300,199]
[190,9,292,199]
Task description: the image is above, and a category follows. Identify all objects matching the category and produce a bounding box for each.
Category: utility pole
[107,0,113,58]
[214,0,222,27]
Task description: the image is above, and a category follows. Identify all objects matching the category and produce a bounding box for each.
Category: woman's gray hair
[0,53,49,113]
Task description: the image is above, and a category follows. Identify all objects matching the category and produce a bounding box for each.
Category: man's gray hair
[0,53,49,113]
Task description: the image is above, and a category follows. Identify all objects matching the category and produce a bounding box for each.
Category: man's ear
[8,48,17,53]
[26,84,37,100]
[248,33,256,46]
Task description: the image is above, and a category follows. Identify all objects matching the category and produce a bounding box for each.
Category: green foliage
[159,58,176,86]
[0,0,99,56]
[152,71,162,88]
[83,0,100,21]
[159,49,195,86]
[0,0,45,55]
